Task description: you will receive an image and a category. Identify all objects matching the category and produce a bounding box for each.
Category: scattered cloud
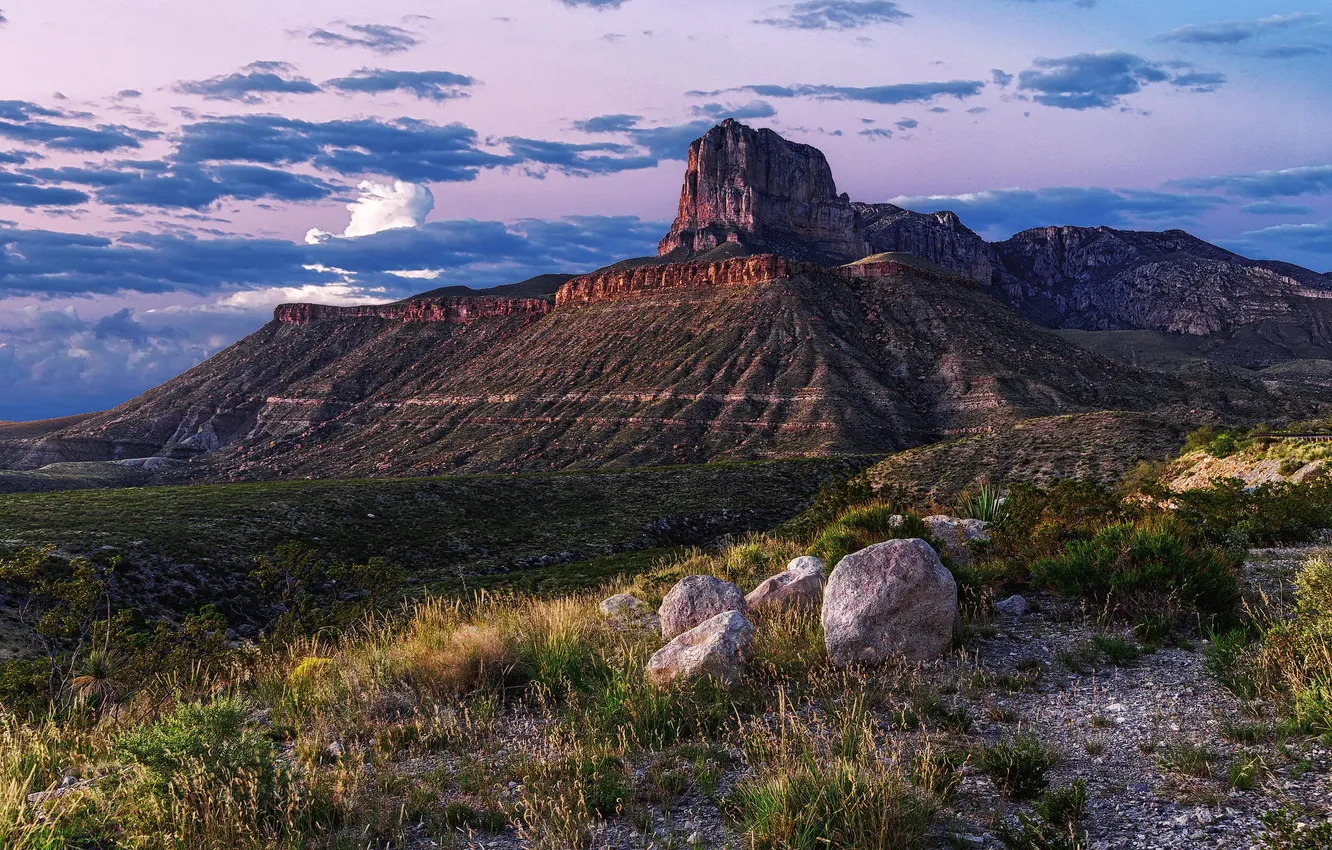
[0,9,6,26]
[559,0,628,8]
[573,113,643,133]
[1173,164,1332,198]
[690,79,986,105]
[755,1,910,31]
[24,162,337,210]
[892,185,1226,239]
[690,100,777,120]
[859,128,893,140]
[176,61,321,104]
[1241,201,1316,216]
[324,69,475,101]
[1159,12,1323,46]
[501,137,657,176]
[991,69,1014,87]
[1017,51,1225,109]
[0,150,40,165]
[0,171,90,207]
[1224,219,1332,269]
[306,22,421,53]
[895,118,918,130]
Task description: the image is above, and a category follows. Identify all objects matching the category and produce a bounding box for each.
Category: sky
[1,0,1331,421]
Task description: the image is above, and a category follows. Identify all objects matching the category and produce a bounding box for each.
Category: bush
[958,484,1007,524]
[975,735,1055,800]
[1030,520,1240,621]
[808,506,932,566]
[1253,556,1332,733]
[116,696,278,797]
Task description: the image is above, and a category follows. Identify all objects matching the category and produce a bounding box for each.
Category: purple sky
[2,0,1331,420]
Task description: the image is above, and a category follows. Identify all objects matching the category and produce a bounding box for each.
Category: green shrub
[975,735,1055,800]
[1253,556,1332,732]
[1258,807,1332,850]
[807,506,932,566]
[116,696,278,797]
[994,782,1088,850]
[723,759,934,850]
[1030,520,1240,620]
[1034,781,1088,828]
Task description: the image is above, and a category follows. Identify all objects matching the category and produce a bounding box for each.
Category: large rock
[822,539,958,665]
[599,593,658,630]
[646,610,754,688]
[659,575,747,640]
[921,515,989,566]
[658,118,866,264]
[746,556,826,613]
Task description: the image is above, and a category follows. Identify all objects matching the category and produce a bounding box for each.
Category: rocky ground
[378,545,1328,849]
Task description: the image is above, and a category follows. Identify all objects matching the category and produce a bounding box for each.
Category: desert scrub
[724,694,936,849]
[1252,555,1332,733]
[957,483,1007,524]
[808,504,933,565]
[975,734,1056,800]
[1030,518,1240,621]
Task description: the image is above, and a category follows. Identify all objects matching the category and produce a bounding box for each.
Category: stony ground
[385,546,1330,849]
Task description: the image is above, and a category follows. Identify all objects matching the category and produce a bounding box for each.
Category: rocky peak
[658,119,866,265]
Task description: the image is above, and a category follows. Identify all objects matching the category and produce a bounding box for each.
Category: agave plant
[958,484,1007,523]
[70,648,125,711]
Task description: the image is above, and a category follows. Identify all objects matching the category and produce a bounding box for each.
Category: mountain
[3,119,1329,482]
[659,119,1332,370]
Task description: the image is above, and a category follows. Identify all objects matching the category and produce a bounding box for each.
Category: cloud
[501,137,658,176]
[0,150,40,165]
[306,180,434,243]
[175,61,321,103]
[0,9,6,26]
[689,100,777,120]
[573,113,643,133]
[1224,219,1332,269]
[754,1,910,30]
[895,118,918,130]
[1241,201,1316,216]
[891,185,1227,239]
[1017,51,1225,109]
[174,115,510,182]
[0,171,90,207]
[0,100,155,153]
[1172,165,1332,199]
[991,69,1014,87]
[24,162,337,209]
[0,214,665,300]
[1158,12,1323,46]
[691,79,986,105]
[559,0,627,8]
[307,22,420,53]
[324,69,475,101]
[859,128,893,139]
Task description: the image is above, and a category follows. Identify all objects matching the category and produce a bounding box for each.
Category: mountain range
[3,119,1330,483]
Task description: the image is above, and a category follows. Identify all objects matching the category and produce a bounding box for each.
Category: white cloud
[306,179,435,244]
[214,282,391,310]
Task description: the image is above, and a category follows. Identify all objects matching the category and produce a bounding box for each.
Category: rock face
[921,516,990,566]
[658,119,866,264]
[646,610,754,688]
[659,575,747,640]
[853,204,1005,285]
[822,539,958,665]
[275,297,552,325]
[745,556,827,613]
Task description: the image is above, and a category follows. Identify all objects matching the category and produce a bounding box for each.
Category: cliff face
[853,204,1006,285]
[658,119,866,264]
[275,297,552,325]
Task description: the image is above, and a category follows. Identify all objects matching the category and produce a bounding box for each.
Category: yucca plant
[958,484,1007,524]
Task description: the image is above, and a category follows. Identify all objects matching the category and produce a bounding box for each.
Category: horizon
[2,0,1331,421]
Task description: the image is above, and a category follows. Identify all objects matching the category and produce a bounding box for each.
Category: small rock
[922,515,989,566]
[659,575,747,639]
[600,593,650,618]
[994,594,1029,617]
[326,741,344,759]
[647,610,754,688]
[745,556,826,613]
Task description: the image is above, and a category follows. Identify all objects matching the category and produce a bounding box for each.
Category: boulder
[659,575,747,639]
[922,515,989,566]
[599,593,659,630]
[646,610,754,688]
[994,594,1029,617]
[822,538,958,665]
[746,556,827,613]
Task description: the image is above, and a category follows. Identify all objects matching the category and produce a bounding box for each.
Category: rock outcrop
[658,119,866,264]
[853,204,1005,285]
[920,515,990,566]
[659,575,747,640]
[822,539,958,665]
[745,556,826,613]
[276,297,552,325]
[646,610,754,687]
